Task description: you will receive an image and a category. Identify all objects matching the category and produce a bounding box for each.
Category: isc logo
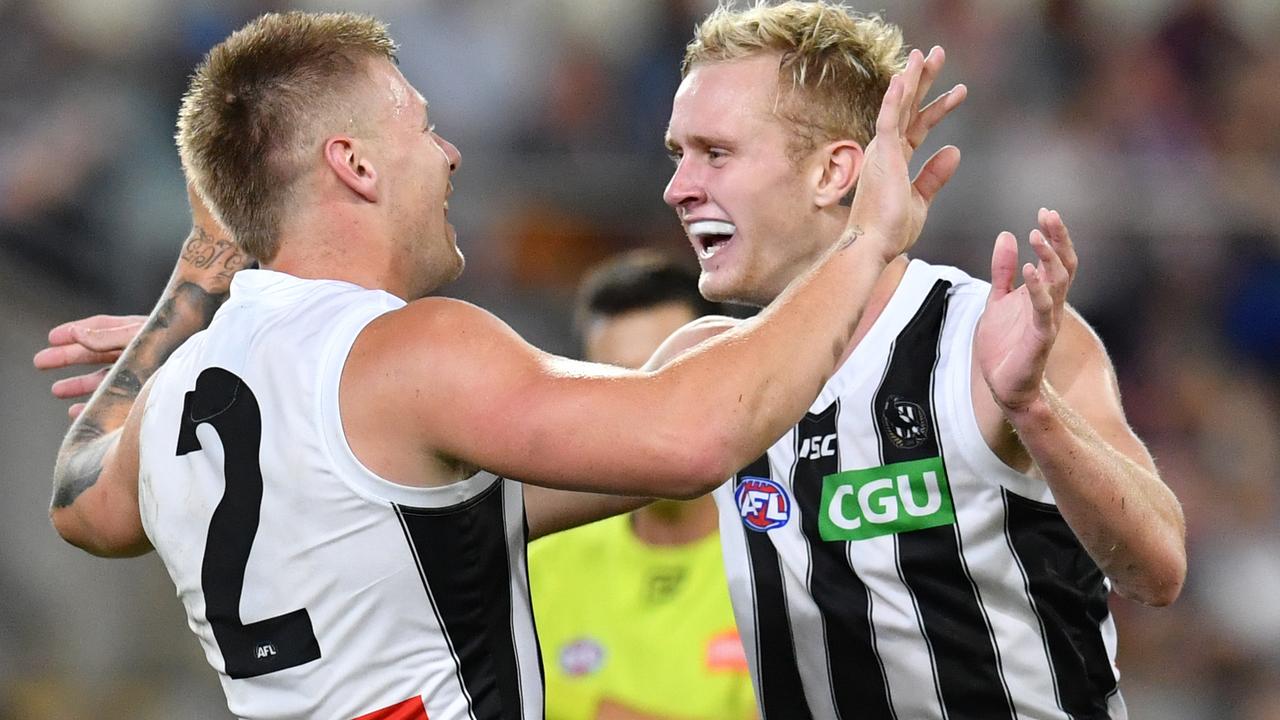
[735,477,791,532]
[798,433,837,460]
[819,456,955,541]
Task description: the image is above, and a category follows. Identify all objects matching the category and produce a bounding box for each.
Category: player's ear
[323,135,379,203]
[812,139,863,209]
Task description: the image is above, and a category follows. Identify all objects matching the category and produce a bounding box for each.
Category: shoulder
[355,297,535,370]
[643,314,742,371]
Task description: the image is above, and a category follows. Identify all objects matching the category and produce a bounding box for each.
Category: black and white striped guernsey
[713,259,1125,720]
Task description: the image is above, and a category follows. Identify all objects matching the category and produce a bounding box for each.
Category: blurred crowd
[1,0,1278,718]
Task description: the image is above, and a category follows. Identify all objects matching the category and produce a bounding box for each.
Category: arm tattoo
[51,273,230,509]
[52,431,115,509]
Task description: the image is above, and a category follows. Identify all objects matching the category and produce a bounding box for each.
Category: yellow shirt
[529,514,757,720]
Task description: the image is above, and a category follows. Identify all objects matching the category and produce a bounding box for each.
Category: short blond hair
[176,12,397,261]
[683,1,906,160]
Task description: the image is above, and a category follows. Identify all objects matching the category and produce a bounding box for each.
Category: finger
[876,73,904,137]
[989,231,1019,301]
[1023,262,1056,332]
[897,49,925,134]
[1038,208,1077,280]
[907,83,967,150]
[33,344,122,370]
[71,321,146,353]
[913,46,946,115]
[51,368,111,400]
[912,145,961,204]
[68,403,87,420]
[47,314,145,346]
[1029,228,1068,295]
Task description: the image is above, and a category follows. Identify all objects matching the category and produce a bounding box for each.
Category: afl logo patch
[881,395,929,450]
[559,637,605,677]
[735,476,791,531]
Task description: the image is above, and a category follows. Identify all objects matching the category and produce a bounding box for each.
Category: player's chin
[696,268,743,304]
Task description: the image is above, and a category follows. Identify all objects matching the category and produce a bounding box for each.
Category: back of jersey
[136,269,542,720]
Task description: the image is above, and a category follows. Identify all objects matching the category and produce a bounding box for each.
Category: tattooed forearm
[52,431,116,508]
[52,274,229,512]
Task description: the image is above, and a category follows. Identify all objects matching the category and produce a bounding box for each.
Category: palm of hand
[975,285,1050,412]
[975,213,1076,414]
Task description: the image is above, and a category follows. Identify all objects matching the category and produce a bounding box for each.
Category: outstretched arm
[974,209,1186,606]
[523,48,967,534]
[48,185,253,556]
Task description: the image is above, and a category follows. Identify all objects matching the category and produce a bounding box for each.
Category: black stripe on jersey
[791,401,896,719]
[875,279,1016,720]
[1004,489,1117,719]
[395,480,524,720]
[735,454,815,720]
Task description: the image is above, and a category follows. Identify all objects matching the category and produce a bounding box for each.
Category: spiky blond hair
[683,1,906,160]
[176,12,397,261]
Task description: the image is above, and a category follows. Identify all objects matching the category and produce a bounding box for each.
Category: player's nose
[663,159,705,209]
[434,133,461,173]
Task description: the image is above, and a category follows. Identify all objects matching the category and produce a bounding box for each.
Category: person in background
[530,251,756,720]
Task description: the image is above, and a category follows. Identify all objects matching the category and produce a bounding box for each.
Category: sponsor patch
[819,456,954,541]
[735,476,791,531]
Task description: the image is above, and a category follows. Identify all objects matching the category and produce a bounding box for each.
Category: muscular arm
[361,227,889,500]
[974,213,1185,606]
[979,312,1186,606]
[49,190,252,556]
[523,318,740,540]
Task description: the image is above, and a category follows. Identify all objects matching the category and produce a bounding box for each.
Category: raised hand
[33,314,147,419]
[975,208,1078,413]
[847,46,967,260]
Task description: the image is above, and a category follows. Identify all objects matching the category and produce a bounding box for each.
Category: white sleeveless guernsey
[138,269,542,720]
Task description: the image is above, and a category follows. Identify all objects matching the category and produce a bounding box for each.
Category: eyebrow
[666,133,734,152]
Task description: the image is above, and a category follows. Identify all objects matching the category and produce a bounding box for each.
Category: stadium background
[2,0,1278,717]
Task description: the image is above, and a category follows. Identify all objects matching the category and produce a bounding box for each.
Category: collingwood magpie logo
[881,395,928,450]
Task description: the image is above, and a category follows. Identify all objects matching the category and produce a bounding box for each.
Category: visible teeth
[689,220,736,237]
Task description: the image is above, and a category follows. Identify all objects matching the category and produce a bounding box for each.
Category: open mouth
[688,220,737,260]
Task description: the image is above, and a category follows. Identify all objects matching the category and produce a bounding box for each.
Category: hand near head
[846,46,967,260]
[976,208,1078,413]
[34,314,148,419]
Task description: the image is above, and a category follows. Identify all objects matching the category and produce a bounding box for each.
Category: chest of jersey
[714,264,1123,720]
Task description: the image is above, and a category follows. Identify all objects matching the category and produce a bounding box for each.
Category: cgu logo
[798,433,837,460]
[818,456,955,541]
